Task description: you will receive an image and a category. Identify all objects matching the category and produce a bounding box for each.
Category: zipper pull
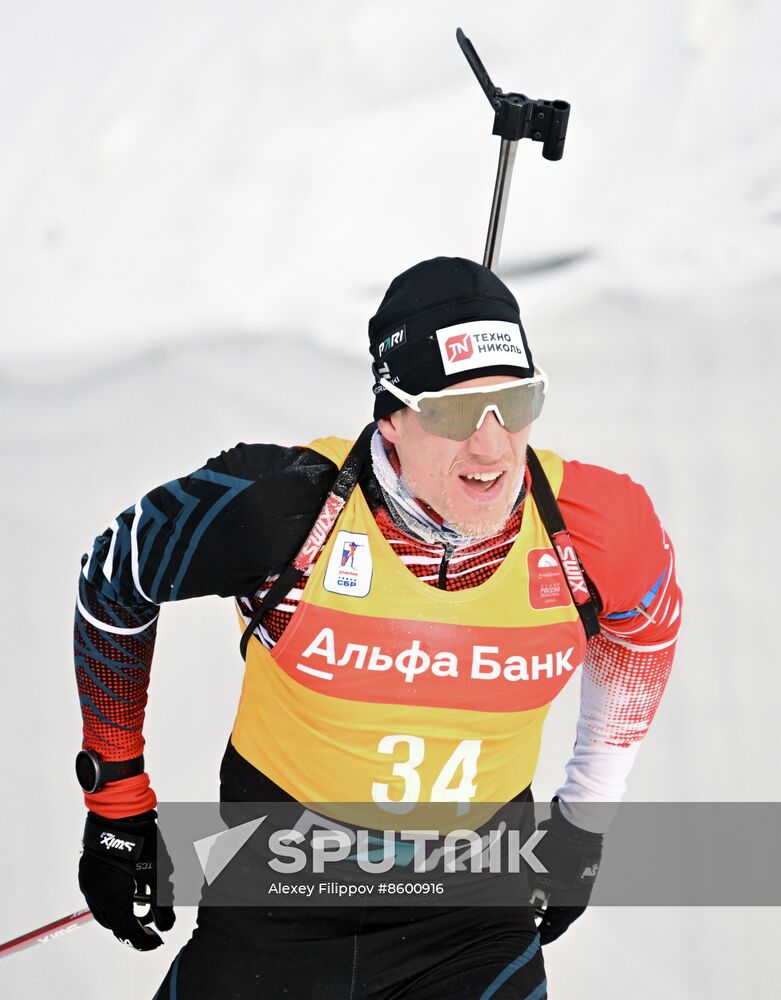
[438,543,454,590]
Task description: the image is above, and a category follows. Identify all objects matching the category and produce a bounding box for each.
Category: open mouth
[458,470,505,499]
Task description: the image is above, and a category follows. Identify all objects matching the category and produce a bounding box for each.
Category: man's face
[377,375,532,538]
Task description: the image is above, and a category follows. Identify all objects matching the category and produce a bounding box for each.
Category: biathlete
[75,257,681,998]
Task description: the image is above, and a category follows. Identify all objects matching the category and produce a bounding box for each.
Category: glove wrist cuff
[551,798,604,848]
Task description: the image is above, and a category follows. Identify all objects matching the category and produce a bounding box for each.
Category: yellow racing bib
[232,439,585,828]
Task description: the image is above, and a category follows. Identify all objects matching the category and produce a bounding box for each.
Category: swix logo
[444,332,474,365]
[582,864,599,878]
[100,831,135,852]
[294,494,346,571]
[553,532,590,604]
[377,326,406,357]
[37,925,79,944]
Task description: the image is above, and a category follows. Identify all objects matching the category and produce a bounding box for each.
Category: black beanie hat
[368,257,534,419]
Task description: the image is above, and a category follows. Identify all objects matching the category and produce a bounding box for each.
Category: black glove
[79,809,175,951]
[529,798,603,945]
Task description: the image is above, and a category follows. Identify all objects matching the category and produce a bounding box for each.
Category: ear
[377,409,405,445]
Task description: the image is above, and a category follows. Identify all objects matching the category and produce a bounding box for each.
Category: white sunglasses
[378,368,549,441]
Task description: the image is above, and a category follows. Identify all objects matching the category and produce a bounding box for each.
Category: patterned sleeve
[553,460,682,832]
[74,443,337,817]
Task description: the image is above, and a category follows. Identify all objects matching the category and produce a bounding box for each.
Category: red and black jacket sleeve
[74,443,337,817]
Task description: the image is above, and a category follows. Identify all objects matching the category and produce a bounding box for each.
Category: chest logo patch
[323,531,373,598]
[527,548,570,610]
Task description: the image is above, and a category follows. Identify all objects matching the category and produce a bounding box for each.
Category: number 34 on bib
[371,735,482,814]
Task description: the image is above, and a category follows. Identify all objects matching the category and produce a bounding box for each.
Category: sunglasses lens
[417,382,545,440]
[500,381,545,431]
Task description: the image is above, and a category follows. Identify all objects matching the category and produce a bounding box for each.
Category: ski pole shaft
[483,137,518,272]
[0,908,93,959]
[457,27,570,273]
[0,892,151,959]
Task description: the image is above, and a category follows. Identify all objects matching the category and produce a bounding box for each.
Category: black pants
[153,905,546,1000]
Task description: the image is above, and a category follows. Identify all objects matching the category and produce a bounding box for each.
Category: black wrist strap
[99,756,145,783]
[526,447,601,640]
[76,749,145,793]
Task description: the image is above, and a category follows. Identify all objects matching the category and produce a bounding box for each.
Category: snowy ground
[1,1,780,997]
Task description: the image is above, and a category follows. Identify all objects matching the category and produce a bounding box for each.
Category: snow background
[1,0,779,995]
